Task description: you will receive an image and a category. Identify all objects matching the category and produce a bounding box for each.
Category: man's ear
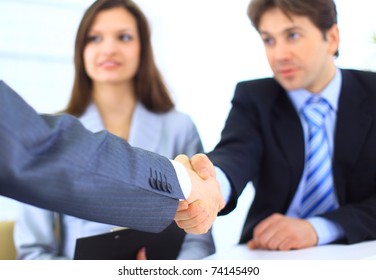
[327,24,340,57]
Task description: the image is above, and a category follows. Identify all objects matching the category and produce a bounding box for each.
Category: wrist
[169,159,191,200]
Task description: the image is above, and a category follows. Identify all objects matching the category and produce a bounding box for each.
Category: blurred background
[1,0,376,253]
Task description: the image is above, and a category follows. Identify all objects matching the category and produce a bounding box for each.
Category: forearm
[0,81,183,232]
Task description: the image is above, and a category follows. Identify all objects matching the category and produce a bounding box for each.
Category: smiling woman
[83,7,141,86]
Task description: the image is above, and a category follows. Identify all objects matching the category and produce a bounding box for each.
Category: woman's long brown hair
[65,0,174,117]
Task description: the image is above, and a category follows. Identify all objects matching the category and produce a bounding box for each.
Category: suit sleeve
[0,81,184,233]
[207,82,263,214]
[319,70,376,244]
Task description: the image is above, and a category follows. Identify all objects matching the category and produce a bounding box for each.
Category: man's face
[258,7,339,93]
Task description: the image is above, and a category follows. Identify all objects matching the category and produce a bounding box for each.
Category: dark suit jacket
[0,81,183,233]
[208,69,376,244]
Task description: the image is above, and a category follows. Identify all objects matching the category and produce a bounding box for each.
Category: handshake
[173,154,225,235]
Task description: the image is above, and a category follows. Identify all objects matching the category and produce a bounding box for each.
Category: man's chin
[274,77,300,91]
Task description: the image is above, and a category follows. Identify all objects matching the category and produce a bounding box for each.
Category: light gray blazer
[14,102,215,259]
[0,81,183,233]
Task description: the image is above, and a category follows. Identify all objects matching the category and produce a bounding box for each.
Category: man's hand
[136,247,147,260]
[174,154,224,234]
[190,153,216,180]
[247,213,318,251]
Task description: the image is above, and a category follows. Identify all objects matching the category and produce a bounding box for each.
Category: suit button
[149,177,157,189]
[157,179,163,191]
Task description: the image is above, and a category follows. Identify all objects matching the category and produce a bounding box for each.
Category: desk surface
[206,240,376,260]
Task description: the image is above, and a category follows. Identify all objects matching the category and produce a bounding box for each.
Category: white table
[206,240,376,260]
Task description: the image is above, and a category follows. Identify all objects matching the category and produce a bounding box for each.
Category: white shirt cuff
[214,166,232,204]
[307,217,345,245]
[169,159,191,200]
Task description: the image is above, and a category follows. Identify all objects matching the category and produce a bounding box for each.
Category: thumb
[174,154,192,170]
[190,153,216,180]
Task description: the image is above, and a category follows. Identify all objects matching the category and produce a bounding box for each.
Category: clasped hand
[173,154,225,235]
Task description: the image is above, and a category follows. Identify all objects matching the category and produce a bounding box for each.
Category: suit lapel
[128,102,162,152]
[333,70,373,204]
[272,89,305,198]
[81,102,163,153]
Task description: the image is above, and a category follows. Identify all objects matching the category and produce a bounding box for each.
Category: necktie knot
[302,97,330,128]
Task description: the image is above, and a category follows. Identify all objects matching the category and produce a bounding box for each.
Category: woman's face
[83,7,141,86]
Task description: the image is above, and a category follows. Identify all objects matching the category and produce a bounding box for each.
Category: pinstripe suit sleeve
[0,81,184,233]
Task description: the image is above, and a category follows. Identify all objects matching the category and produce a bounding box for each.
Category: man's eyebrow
[259,25,304,36]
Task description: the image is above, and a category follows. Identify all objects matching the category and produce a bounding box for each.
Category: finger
[179,217,211,235]
[175,201,209,230]
[252,219,279,249]
[175,216,211,234]
[218,194,226,211]
[182,168,223,232]
[266,232,288,250]
[277,237,294,251]
[174,200,206,221]
[176,201,189,212]
[136,247,147,260]
[247,239,257,250]
[191,153,216,180]
[175,154,192,170]
[253,214,289,250]
[253,213,282,238]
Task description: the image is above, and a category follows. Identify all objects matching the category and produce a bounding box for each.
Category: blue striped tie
[300,97,338,218]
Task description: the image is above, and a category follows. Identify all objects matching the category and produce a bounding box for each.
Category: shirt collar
[79,101,143,134]
[287,68,342,113]
[79,102,105,132]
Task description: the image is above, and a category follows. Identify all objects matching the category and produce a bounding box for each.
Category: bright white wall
[1,0,376,253]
